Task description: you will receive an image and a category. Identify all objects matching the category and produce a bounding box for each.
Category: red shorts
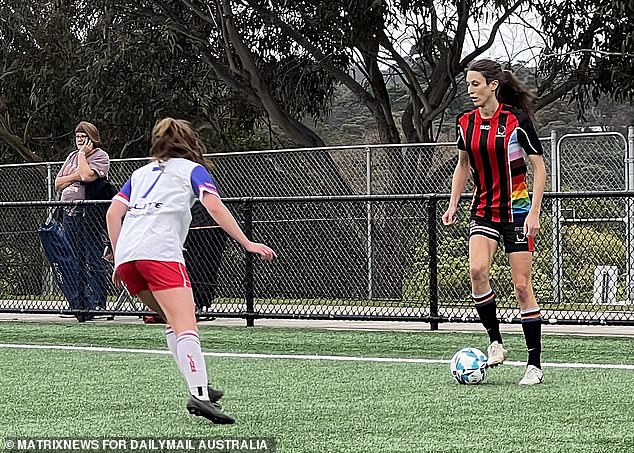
[116,260,191,295]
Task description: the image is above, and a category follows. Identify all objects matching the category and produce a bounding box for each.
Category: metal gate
[551,128,633,309]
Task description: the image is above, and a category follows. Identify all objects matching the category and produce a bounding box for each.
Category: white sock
[177,330,209,400]
[165,325,182,376]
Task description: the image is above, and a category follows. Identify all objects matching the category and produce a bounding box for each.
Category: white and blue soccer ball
[450,347,488,385]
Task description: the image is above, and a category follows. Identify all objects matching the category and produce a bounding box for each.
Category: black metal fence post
[242,201,255,327]
[427,196,439,331]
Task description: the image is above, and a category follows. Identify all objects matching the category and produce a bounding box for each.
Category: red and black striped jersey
[456,103,543,223]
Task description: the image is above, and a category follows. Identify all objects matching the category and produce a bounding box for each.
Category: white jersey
[113,158,219,267]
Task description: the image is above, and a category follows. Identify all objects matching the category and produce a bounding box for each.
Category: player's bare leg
[144,288,233,422]
[469,235,508,367]
[509,252,544,385]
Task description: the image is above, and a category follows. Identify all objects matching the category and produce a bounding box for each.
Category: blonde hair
[150,118,211,169]
[75,121,102,148]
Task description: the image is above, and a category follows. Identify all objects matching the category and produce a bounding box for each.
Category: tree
[534,0,634,114]
[70,0,258,158]
[0,0,267,162]
[118,0,355,193]
[238,0,632,141]
[234,0,525,145]
[120,0,341,148]
[3,0,631,163]
[0,0,83,162]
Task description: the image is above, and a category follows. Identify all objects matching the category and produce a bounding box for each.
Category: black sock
[521,307,542,368]
[473,290,502,344]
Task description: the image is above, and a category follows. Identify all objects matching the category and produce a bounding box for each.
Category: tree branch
[378,31,431,115]
[119,133,145,158]
[239,0,377,108]
[542,49,634,58]
[0,112,43,162]
[458,0,526,70]
[23,99,52,144]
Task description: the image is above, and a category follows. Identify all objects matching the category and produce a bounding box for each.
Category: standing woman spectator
[106,118,275,424]
[55,121,110,321]
[442,59,547,385]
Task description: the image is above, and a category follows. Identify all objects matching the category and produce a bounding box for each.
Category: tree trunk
[362,45,401,144]
[0,118,42,163]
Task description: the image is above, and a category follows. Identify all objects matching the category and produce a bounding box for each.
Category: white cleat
[486,341,508,367]
[519,365,545,385]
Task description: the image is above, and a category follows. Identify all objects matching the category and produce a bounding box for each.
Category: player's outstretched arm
[201,192,276,262]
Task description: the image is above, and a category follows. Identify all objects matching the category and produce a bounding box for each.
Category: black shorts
[469,216,534,253]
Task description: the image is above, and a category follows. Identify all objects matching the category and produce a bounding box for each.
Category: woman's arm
[201,192,276,261]
[55,172,80,191]
[442,150,470,225]
[55,155,81,191]
[77,142,110,183]
[77,150,97,182]
[524,154,546,237]
[528,154,546,214]
[106,200,128,256]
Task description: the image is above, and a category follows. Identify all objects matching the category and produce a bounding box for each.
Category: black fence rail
[1,192,633,327]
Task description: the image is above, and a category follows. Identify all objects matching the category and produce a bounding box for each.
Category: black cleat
[186,396,235,424]
[208,386,224,403]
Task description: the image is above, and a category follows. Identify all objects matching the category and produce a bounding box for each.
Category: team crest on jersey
[496,124,506,137]
[514,226,527,243]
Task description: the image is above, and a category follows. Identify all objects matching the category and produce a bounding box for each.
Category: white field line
[0,343,633,370]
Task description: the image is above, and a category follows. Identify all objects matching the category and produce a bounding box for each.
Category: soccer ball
[450,347,488,385]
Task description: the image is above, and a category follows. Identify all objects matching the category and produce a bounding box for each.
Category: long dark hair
[467,59,537,118]
[150,118,211,170]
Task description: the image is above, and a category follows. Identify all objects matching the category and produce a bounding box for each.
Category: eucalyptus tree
[534,0,634,112]
[0,0,262,162]
[0,0,83,162]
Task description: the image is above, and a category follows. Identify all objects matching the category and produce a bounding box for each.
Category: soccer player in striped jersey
[106,118,276,422]
[442,59,547,385]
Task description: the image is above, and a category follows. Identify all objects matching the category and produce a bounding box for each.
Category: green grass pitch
[0,322,633,452]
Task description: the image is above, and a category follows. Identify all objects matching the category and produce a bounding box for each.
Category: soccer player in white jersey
[106,118,276,424]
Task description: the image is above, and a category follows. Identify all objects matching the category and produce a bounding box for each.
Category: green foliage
[1,0,632,163]
[0,0,287,161]
[402,214,472,306]
[0,0,84,162]
[536,0,634,114]
[562,224,627,302]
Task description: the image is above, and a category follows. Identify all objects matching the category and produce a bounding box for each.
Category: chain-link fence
[2,192,634,325]
[6,130,634,202]
[0,200,241,320]
[555,132,628,191]
[549,131,632,310]
[0,131,631,324]
[0,138,558,201]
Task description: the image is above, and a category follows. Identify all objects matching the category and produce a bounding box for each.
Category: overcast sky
[473,13,545,65]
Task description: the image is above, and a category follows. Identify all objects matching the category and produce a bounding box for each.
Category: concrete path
[1,313,634,337]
